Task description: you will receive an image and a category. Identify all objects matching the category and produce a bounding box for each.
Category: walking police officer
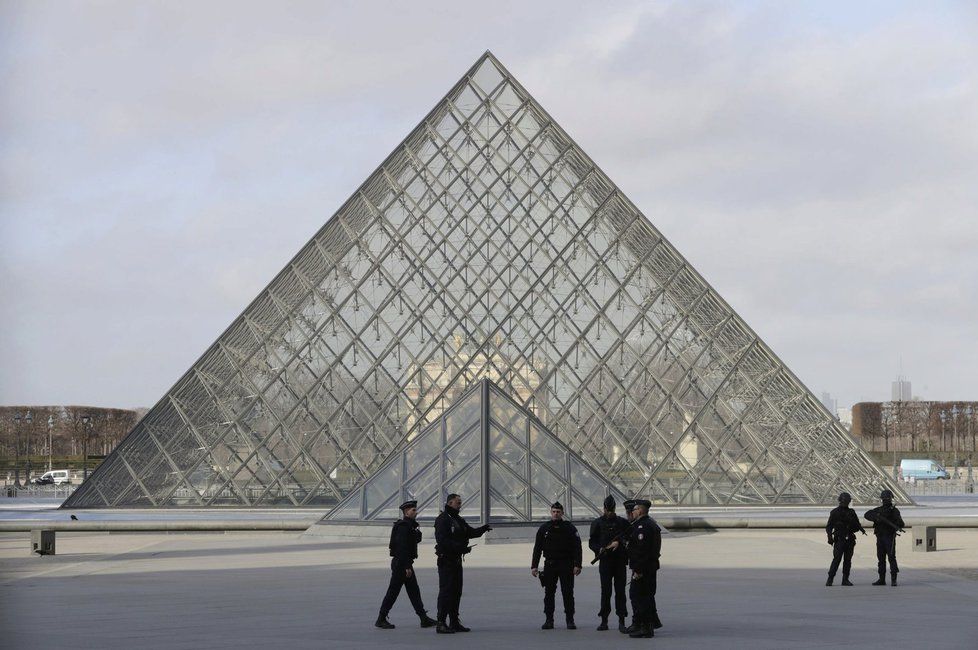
[531,501,583,630]
[625,499,662,639]
[589,495,630,631]
[375,500,438,629]
[824,492,866,586]
[433,493,491,633]
[864,489,905,586]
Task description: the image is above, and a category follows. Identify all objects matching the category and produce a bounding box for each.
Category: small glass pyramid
[318,379,628,523]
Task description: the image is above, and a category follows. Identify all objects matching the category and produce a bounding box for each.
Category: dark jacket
[864,504,905,536]
[825,506,865,541]
[627,514,661,572]
[588,513,630,560]
[434,505,489,558]
[532,518,583,568]
[389,517,422,567]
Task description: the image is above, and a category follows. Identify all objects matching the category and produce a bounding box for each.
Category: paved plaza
[2,527,977,649]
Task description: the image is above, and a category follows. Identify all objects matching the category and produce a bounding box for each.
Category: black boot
[597,616,609,631]
[419,613,437,628]
[652,613,663,630]
[450,617,471,633]
[374,615,395,629]
[841,576,854,586]
[542,617,554,630]
[826,575,834,586]
[872,573,886,586]
[891,574,898,587]
[620,619,635,634]
[630,623,653,638]
[618,616,627,632]
[435,621,454,634]
[566,616,576,630]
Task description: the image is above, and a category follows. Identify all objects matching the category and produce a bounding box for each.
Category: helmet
[880,489,894,501]
[838,492,851,504]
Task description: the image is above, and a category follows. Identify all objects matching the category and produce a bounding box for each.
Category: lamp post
[12,413,22,487]
[24,411,33,484]
[47,415,54,472]
[80,415,92,481]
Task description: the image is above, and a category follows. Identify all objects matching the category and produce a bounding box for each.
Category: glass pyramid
[63,52,908,509]
[317,379,628,524]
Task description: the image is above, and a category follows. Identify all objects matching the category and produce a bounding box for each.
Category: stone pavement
[1,529,977,649]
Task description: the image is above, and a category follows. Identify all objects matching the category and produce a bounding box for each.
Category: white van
[34,469,71,485]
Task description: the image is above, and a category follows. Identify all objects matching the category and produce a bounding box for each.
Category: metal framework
[320,379,628,523]
[63,52,908,509]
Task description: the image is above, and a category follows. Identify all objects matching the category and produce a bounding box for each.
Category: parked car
[30,469,71,485]
[900,459,950,481]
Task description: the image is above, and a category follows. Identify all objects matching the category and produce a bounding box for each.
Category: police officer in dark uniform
[433,493,491,633]
[375,500,438,629]
[824,492,866,586]
[864,489,906,586]
[531,501,583,630]
[589,495,630,631]
[625,499,662,639]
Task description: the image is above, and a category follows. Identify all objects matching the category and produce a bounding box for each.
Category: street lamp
[12,413,22,487]
[47,415,54,473]
[80,415,92,481]
[24,411,33,483]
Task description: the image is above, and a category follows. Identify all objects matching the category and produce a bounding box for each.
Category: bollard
[31,529,56,555]
[912,526,936,553]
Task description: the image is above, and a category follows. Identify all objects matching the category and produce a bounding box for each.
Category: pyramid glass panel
[65,52,908,509]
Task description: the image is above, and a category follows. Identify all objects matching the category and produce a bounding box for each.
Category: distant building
[837,407,852,428]
[891,375,912,401]
[820,392,838,417]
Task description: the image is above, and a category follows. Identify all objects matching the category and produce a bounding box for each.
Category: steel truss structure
[64,52,908,509]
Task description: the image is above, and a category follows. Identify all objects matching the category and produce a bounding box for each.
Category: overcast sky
[2,1,976,411]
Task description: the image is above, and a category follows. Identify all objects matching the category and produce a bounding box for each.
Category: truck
[900,459,950,481]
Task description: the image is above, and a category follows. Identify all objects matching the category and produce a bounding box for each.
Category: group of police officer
[824,488,906,587]
[375,493,662,638]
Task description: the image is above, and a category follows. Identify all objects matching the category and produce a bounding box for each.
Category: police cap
[399,500,418,511]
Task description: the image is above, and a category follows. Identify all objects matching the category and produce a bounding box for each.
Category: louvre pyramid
[64,51,908,509]
[314,379,628,525]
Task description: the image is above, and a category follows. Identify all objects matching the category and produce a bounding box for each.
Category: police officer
[864,489,906,586]
[589,495,630,631]
[531,501,583,630]
[433,493,491,633]
[824,492,866,586]
[376,500,438,629]
[625,499,662,639]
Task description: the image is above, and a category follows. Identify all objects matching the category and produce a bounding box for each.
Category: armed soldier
[375,500,438,629]
[433,493,491,633]
[864,489,906,586]
[531,501,583,630]
[624,499,662,639]
[824,492,866,586]
[589,495,630,631]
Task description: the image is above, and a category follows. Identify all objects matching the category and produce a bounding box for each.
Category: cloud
[1,1,976,409]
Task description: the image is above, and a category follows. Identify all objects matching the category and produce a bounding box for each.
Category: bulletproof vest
[542,521,574,559]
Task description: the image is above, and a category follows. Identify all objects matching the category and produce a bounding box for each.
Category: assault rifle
[590,520,634,565]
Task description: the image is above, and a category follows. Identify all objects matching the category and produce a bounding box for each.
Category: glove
[827,537,833,546]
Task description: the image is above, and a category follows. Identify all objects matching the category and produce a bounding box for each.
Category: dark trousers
[380,559,426,617]
[876,534,899,575]
[828,537,855,578]
[597,554,628,619]
[436,556,463,623]
[542,560,575,619]
[629,568,657,626]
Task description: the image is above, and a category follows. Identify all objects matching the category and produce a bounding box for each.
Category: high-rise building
[892,376,912,401]
[63,52,906,509]
[820,392,838,417]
